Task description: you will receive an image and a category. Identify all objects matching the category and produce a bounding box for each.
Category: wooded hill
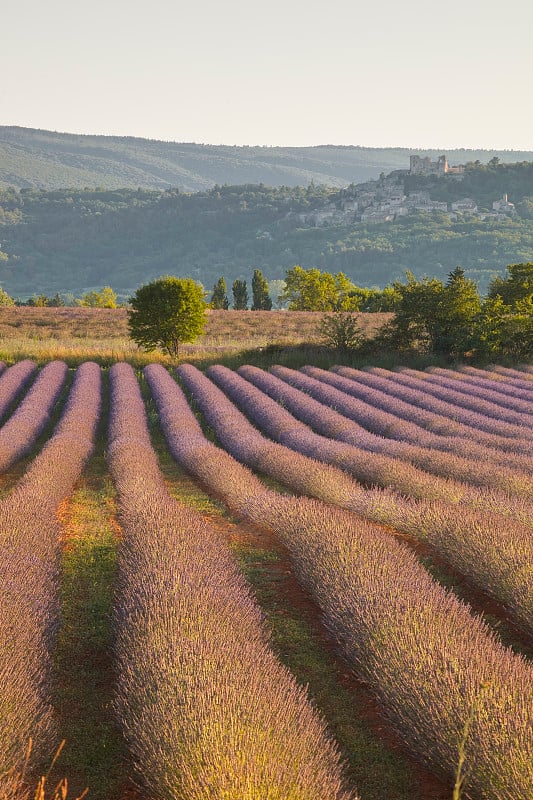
[3,126,533,191]
[0,160,532,299]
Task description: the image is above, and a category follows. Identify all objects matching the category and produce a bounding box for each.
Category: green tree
[232,279,248,310]
[431,267,481,357]
[281,266,356,311]
[487,262,533,307]
[28,293,50,307]
[79,286,117,308]
[210,277,229,310]
[0,287,14,306]
[128,276,207,358]
[49,293,65,307]
[251,269,272,310]
[379,271,445,351]
[378,269,480,357]
[474,293,533,360]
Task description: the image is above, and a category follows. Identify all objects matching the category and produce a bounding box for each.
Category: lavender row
[0,360,36,422]
[0,362,101,782]
[0,361,68,474]
[343,366,530,440]
[459,365,533,395]
[148,364,533,800]
[291,365,533,460]
[427,366,533,407]
[394,366,533,424]
[110,363,356,800]
[237,364,533,503]
[491,365,533,383]
[181,364,533,633]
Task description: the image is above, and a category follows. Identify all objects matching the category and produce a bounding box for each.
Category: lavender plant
[292,365,533,459]
[458,365,533,396]
[0,361,68,474]
[0,362,101,783]
[147,363,533,800]
[342,366,531,440]
[177,364,533,634]
[0,360,36,422]
[236,364,533,502]
[109,362,357,800]
[427,367,533,408]
[396,366,533,424]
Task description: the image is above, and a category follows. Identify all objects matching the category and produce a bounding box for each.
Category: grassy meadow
[0,307,391,368]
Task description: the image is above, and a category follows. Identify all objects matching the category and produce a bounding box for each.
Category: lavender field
[0,359,532,800]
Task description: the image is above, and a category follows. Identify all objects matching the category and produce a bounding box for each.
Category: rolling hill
[3,126,533,191]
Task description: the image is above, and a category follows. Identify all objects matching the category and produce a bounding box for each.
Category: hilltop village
[293,155,516,227]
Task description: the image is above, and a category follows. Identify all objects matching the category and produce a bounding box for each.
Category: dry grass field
[0,308,391,365]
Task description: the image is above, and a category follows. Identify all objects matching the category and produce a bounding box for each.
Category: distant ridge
[2,126,533,191]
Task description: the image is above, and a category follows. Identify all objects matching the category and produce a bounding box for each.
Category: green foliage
[487,262,533,306]
[79,286,117,308]
[378,272,445,352]
[2,162,533,298]
[0,287,14,306]
[474,294,533,360]
[431,268,481,357]
[376,269,480,358]
[232,279,248,310]
[128,276,207,358]
[281,266,356,311]
[210,276,229,309]
[320,313,366,351]
[251,269,272,310]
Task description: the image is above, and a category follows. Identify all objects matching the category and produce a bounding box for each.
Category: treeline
[357,263,533,361]
[206,262,533,361]
[0,286,119,308]
[1,161,533,297]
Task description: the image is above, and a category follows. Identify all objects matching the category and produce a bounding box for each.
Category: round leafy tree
[128,276,207,358]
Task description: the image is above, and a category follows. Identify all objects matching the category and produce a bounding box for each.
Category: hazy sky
[3,0,532,148]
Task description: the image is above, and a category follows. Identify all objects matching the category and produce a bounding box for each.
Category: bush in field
[320,312,365,351]
[128,276,207,358]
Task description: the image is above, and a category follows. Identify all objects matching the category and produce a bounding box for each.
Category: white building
[492,194,515,214]
[451,198,478,213]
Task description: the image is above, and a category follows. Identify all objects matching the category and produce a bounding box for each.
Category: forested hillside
[3,126,533,191]
[0,161,532,298]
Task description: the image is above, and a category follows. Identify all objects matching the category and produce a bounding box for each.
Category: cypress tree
[251,269,272,310]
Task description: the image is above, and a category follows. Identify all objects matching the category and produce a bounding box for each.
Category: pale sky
[3,0,533,149]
